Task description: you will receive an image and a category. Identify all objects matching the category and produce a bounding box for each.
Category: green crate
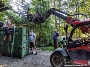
[14,33,29,45]
[4,44,11,56]
[0,27,30,58]
[0,32,4,35]
[26,42,30,55]
[13,42,30,58]
[26,47,30,55]
[14,35,28,41]
[22,41,28,47]
[0,28,4,31]
[0,44,29,58]
[14,38,22,42]
[22,35,28,41]
[0,34,4,38]
[13,46,29,58]
[14,41,22,44]
[0,36,4,38]
[15,28,27,35]
[14,40,29,47]
[0,45,4,53]
[22,28,27,34]
[0,38,8,44]
[0,38,4,42]
[0,27,29,41]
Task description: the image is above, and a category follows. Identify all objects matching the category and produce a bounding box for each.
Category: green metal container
[13,46,28,58]
[0,28,4,42]
[0,45,4,54]
[0,27,30,58]
[4,44,11,56]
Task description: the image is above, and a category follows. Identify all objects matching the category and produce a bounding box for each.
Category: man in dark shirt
[53,29,59,50]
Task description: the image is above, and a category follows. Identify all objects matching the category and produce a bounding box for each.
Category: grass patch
[40,46,54,51]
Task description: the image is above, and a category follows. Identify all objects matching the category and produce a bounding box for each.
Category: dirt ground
[0,50,53,67]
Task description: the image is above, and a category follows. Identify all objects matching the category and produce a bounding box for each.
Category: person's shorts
[4,27,11,36]
[30,42,34,48]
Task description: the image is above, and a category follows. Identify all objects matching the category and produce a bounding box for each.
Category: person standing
[2,17,13,44]
[29,29,37,55]
[53,29,60,50]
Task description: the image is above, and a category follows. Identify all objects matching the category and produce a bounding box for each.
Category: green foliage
[29,20,54,47]
[0,12,5,21]
[1,0,90,48]
[28,0,54,47]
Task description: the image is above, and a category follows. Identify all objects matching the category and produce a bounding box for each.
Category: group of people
[2,17,38,55]
[2,17,60,55]
[29,28,60,54]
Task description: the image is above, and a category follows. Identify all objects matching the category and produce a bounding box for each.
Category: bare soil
[0,50,53,67]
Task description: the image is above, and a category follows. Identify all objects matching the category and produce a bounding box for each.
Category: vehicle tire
[50,52,67,67]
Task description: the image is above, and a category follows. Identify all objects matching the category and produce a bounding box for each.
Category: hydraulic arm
[27,8,89,33]
[27,8,73,24]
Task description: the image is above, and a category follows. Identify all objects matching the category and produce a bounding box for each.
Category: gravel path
[0,50,53,67]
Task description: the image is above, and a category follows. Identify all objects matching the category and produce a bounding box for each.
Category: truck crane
[27,8,90,66]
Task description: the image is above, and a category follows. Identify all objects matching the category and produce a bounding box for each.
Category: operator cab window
[72,25,90,44]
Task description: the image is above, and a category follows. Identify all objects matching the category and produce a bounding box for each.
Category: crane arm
[27,8,89,33]
[27,8,74,24]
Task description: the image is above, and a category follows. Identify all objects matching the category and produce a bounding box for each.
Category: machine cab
[67,21,90,66]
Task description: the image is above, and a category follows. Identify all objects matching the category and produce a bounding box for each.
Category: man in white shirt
[2,17,13,44]
[29,29,37,55]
